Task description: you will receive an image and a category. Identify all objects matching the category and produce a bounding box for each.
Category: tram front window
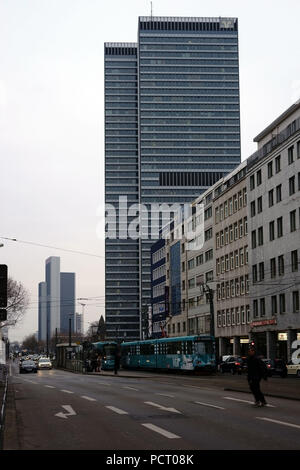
[194,341,212,355]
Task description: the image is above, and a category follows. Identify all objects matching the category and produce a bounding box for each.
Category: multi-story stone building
[247,100,300,362]
[214,161,250,357]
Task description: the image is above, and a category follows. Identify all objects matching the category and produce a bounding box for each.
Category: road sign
[0,309,7,322]
[0,265,8,308]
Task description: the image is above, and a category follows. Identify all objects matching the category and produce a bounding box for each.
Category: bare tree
[85,321,99,342]
[0,277,30,329]
[21,334,39,353]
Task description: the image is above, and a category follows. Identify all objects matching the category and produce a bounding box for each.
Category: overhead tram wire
[0,236,105,259]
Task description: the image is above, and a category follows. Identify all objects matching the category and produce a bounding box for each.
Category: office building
[105,16,241,340]
[75,313,84,335]
[60,273,76,334]
[151,238,167,337]
[46,256,60,338]
[38,282,47,341]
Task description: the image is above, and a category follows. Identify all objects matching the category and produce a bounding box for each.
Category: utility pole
[68,316,72,359]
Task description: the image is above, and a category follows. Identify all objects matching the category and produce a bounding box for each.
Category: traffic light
[0,265,8,308]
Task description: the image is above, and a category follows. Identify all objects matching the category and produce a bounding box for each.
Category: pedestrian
[246,346,268,407]
[91,355,98,373]
[114,346,121,375]
[97,354,102,373]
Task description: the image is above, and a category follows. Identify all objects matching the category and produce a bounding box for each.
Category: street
[3,363,300,450]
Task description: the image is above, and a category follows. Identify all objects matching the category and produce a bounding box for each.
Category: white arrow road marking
[144,401,181,414]
[55,405,76,419]
[223,396,275,408]
[194,401,225,410]
[256,417,300,429]
[142,423,181,439]
[105,406,128,415]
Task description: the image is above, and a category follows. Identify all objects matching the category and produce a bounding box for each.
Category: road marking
[99,382,111,386]
[81,396,97,402]
[142,423,180,439]
[105,406,128,415]
[256,417,300,430]
[144,401,181,414]
[61,389,74,394]
[122,386,139,391]
[156,393,175,398]
[55,405,76,419]
[44,385,55,389]
[23,379,37,384]
[223,396,275,408]
[194,401,225,410]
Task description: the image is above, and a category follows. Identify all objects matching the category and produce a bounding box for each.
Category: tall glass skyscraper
[105,17,241,341]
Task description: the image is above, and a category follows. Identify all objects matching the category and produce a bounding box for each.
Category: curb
[2,380,21,450]
[224,387,300,402]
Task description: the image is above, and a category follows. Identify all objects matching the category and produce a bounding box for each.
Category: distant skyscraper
[60,273,76,334]
[46,256,60,338]
[75,312,84,335]
[105,17,241,340]
[38,282,47,341]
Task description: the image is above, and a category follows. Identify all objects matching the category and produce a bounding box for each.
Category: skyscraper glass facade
[105,17,240,340]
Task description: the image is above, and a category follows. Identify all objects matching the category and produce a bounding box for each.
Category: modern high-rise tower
[60,272,76,334]
[46,256,61,338]
[105,17,241,340]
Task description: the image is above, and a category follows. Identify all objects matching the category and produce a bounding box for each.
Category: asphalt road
[4,363,300,450]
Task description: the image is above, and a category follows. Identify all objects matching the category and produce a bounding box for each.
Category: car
[38,358,52,370]
[261,358,287,378]
[19,360,38,374]
[287,363,300,377]
[220,356,245,375]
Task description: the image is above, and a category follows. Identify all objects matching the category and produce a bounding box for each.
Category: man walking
[246,346,268,407]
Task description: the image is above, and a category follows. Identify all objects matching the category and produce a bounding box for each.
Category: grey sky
[0,0,299,342]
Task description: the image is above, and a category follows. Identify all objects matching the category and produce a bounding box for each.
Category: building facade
[247,100,300,362]
[105,16,241,340]
[151,238,167,338]
[214,161,250,357]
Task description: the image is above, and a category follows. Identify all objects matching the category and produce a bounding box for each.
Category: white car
[38,358,52,370]
[287,363,300,377]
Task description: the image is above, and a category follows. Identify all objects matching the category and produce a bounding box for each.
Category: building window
[293,291,300,313]
[267,161,273,178]
[253,300,258,318]
[252,264,257,284]
[277,217,283,238]
[290,210,296,232]
[279,294,286,314]
[257,196,262,214]
[278,255,284,276]
[259,262,264,281]
[236,307,240,325]
[291,250,298,272]
[251,230,256,249]
[275,155,281,173]
[289,176,295,196]
[297,141,300,159]
[276,184,282,203]
[288,145,294,165]
[269,221,275,241]
[246,305,250,323]
[270,258,276,278]
[271,296,277,315]
[268,189,274,207]
[257,169,262,186]
[258,226,264,246]
[250,175,255,190]
[260,298,265,317]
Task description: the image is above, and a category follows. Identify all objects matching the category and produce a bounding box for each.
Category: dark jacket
[247,355,267,381]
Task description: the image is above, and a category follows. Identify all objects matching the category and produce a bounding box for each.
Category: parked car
[287,363,300,377]
[261,358,287,378]
[38,358,52,370]
[220,356,245,375]
[19,360,38,374]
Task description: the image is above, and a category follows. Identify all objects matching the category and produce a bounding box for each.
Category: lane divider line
[194,401,225,410]
[105,406,128,415]
[61,390,74,394]
[141,423,181,439]
[122,386,139,391]
[156,393,175,398]
[81,396,97,402]
[144,401,181,414]
[223,396,275,408]
[44,385,55,389]
[256,417,300,429]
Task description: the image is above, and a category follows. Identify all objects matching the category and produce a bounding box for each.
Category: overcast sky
[0,0,299,343]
